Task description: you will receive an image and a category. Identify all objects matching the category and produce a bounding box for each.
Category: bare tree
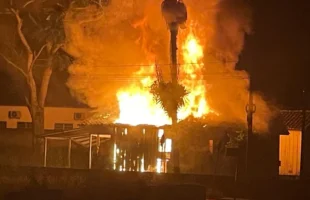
[0,0,71,152]
[0,0,109,154]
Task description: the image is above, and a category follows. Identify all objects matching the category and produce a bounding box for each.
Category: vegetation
[0,0,106,152]
[177,119,246,174]
[150,81,188,124]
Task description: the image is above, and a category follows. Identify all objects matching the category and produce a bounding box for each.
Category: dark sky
[238,0,310,108]
[0,0,309,109]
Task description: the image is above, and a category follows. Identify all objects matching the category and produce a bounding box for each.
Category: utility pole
[245,74,256,178]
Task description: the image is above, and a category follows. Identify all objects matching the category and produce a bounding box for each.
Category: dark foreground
[0,166,309,200]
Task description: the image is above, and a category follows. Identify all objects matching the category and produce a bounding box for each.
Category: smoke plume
[65,0,275,131]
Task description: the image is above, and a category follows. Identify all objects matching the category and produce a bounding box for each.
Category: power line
[67,73,248,79]
[67,74,248,77]
[67,61,238,68]
[68,76,248,79]
[68,78,249,82]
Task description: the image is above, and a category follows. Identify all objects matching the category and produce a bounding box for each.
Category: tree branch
[91,0,103,8]
[31,44,47,68]
[10,8,34,71]
[52,43,64,54]
[28,13,39,26]
[79,11,104,25]
[39,65,52,108]
[0,53,27,78]
[25,95,31,108]
[23,0,36,8]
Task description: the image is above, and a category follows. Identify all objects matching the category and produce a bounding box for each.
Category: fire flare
[116,66,170,126]
[116,32,214,126]
[178,31,213,119]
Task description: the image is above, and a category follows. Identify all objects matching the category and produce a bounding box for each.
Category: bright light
[113,143,117,170]
[115,66,171,126]
[165,139,172,152]
[98,134,111,138]
[123,154,126,170]
[156,158,162,173]
[141,156,145,172]
[158,129,164,138]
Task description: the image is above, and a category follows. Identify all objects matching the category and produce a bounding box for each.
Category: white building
[0,105,92,130]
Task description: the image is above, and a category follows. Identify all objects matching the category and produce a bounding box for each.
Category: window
[17,122,32,129]
[0,121,7,129]
[64,123,73,130]
[54,123,73,130]
[74,112,85,120]
[54,123,63,130]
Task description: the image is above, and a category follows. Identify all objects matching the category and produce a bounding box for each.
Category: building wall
[44,107,91,129]
[0,106,92,130]
[279,130,301,176]
[300,127,310,179]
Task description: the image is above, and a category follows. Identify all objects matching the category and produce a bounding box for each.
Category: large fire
[116,65,171,126]
[115,31,214,126]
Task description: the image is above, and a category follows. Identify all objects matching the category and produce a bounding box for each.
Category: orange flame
[116,31,215,126]
[179,31,214,119]
[115,66,171,126]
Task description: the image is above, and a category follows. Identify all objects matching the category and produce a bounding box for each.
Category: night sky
[0,0,309,109]
[238,0,310,108]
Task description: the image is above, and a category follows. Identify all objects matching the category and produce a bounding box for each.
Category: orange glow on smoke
[115,31,215,126]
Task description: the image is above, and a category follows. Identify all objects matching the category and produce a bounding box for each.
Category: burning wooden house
[38,119,246,176]
[39,123,173,173]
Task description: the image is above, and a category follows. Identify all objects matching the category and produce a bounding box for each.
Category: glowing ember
[116,32,214,126]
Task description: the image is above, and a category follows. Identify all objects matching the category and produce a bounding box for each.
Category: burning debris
[111,124,172,173]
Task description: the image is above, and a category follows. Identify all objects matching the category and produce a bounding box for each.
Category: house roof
[38,124,167,148]
[80,110,302,134]
[37,126,113,148]
[280,110,310,130]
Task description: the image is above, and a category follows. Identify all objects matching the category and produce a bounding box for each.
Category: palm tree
[150,0,188,173]
[150,80,187,125]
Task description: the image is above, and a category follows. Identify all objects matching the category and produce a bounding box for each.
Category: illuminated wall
[279,130,301,176]
[0,105,91,129]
